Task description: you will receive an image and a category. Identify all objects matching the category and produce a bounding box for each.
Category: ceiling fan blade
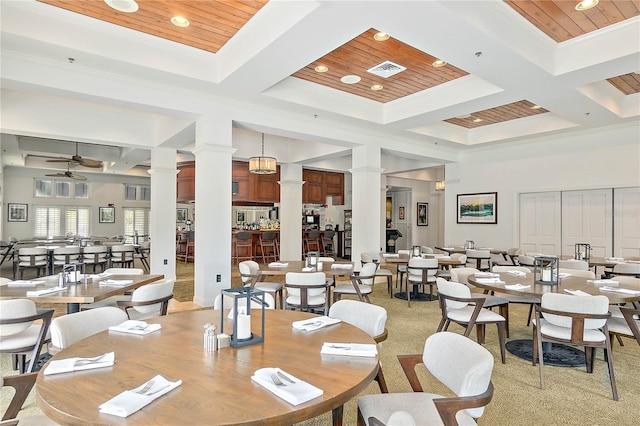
[71,173,88,181]
[46,157,75,163]
[78,158,103,168]
[45,173,67,178]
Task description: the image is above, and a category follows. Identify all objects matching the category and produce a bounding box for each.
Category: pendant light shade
[249,133,277,174]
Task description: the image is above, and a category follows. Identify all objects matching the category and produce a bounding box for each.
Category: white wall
[444,123,640,249]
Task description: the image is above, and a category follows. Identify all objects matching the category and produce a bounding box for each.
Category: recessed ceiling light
[314,65,328,73]
[374,32,390,41]
[104,0,139,13]
[530,105,542,109]
[371,84,384,91]
[171,16,190,27]
[432,59,447,68]
[340,75,361,84]
[455,114,471,119]
[575,0,599,11]
[473,118,483,123]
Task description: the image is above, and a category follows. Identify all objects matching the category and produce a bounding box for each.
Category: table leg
[331,404,343,426]
[67,303,80,314]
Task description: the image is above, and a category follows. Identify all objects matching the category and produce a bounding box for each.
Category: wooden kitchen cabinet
[302,169,344,205]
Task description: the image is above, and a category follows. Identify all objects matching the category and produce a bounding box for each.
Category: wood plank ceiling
[38,0,639,128]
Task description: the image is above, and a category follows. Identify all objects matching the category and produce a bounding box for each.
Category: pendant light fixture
[249,133,277,174]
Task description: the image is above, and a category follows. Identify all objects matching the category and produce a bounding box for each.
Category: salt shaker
[203,323,217,352]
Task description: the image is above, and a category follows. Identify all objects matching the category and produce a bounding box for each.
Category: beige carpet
[3,262,639,425]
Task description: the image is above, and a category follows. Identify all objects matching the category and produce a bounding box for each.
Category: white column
[278,164,303,261]
[350,145,384,261]
[193,116,235,307]
[148,147,178,280]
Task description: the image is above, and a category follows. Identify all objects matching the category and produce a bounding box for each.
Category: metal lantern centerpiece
[220,287,266,347]
[306,251,319,269]
[465,240,475,250]
[575,243,591,261]
[411,245,421,258]
[533,256,559,285]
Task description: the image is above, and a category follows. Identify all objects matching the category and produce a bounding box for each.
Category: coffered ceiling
[1,0,638,175]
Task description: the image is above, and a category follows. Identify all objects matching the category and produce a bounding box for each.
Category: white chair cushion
[447,306,505,324]
[535,318,606,342]
[0,324,49,351]
[329,299,387,338]
[130,279,174,316]
[253,282,282,293]
[333,283,373,295]
[0,299,37,336]
[607,317,634,336]
[285,294,326,306]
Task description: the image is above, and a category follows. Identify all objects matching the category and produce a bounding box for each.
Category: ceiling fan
[46,165,88,181]
[46,142,103,168]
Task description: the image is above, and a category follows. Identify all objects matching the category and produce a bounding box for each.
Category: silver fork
[270,372,286,386]
[75,353,108,366]
[135,379,155,394]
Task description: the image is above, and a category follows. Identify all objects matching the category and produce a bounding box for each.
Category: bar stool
[177,231,194,264]
[256,231,278,263]
[321,230,336,256]
[303,230,322,253]
[234,232,253,264]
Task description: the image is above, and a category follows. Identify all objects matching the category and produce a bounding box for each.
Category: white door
[614,187,640,258]
[519,192,561,255]
[561,189,612,258]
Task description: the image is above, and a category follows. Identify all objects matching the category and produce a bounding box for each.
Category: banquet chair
[607,277,640,327]
[51,246,81,273]
[0,299,53,373]
[420,246,433,255]
[558,259,589,270]
[357,332,494,426]
[489,266,538,327]
[329,300,389,424]
[436,253,466,281]
[606,262,640,279]
[109,244,135,268]
[117,279,174,320]
[49,307,128,355]
[533,293,617,400]
[82,245,108,273]
[333,262,377,303]
[465,249,491,271]
[608,307,640,346]
[284,272,329,314]
[359,252,393,297]
[405,257,438,307]
[13,247,48,280]
[395,250,411,293]
[516,255,536,270]
[135,241,151,272]
[1,372,59,424]
[436,278,506,363]
[239,260,283,308]
[493,248,521,266]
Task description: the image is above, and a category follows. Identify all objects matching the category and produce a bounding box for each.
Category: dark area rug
[506,339,586,367]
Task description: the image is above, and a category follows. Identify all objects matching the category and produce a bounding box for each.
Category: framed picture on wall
[8,203,28,222]
[417,202,428,226]
[177,208,188,223]
[457,192,498,224]
[99,206,115,223]
[398,206,405,221]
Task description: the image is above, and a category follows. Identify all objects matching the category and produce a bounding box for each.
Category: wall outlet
[163,259,168,265]
[216,274,221,282]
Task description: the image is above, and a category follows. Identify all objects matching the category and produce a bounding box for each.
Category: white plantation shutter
[124,208,150,242]
[65,207,91,237]
[35,206,90,238]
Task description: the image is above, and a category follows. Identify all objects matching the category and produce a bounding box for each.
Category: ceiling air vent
[367,60,407,78]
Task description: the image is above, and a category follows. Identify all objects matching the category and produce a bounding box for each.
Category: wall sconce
[435,181,445,191]
[574,243,591,261]
[220,287,266,347]
[533,256,559,285]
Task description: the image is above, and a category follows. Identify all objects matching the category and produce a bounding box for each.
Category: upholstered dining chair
[51,246,81,273]
[436,253,466,281]
[1,372,59,424]
[493,248,521,266]
[49,307,128,355]
[489,265,538,328]
[134,240,151,272]
[239,260,283,308]
[465,249,491,271]
[405,257,438,307]
[284,272,329,314]
[608,307,640,346]
[0,299,54,373]
[606,262,640,278]
[357,332,494,426]
[13,247,48,280]
[516,255,536,270]
[82,245,109,273]
[395,249,411,293]
[533,293,617,400]
[558,259,589,270]
[329,299,389,424]
[109,244,135,268]
[333,262,377,303]
[435,278,506,363]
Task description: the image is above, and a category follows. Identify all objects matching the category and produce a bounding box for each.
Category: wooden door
[519,192,561,255]
[614,186,640,258]
[561,189,612,258]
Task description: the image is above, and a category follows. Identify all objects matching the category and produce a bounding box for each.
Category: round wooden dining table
[36,309,378,425]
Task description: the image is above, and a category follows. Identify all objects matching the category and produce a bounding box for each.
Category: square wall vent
[367,60,407,78]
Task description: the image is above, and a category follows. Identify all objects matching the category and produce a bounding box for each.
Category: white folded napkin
[8,280,46,287]
[504,284,530,291]
[99,374,182,418]
[100,279,134,286]
[435,255,451,259]
[268,262,289,267]
[506,271,526,277]
[108,320,162,335]
[301,267,314,272]
[474,272,500,278]
[251,367,323,406]
[564,289,591,296]
[474,277,505,284]
[44,352,115,376]
[557,273,572,279]
[382,253,399,258]
[320,342,378,358]
[600,286,640,295]
[26,286,65,297]
[441,247,455,250]
[605,257,625,262]
[92,272,113,278]
[292,316,341,332]
[331,263,353,269]
[587,279,619,286]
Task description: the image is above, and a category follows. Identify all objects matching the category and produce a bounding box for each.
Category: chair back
[397,250,410,259]
[110,244,135,261]
[104,268,143,275]
[407,257,438,282]
[17,247,47,265]
[450,253,467,263]
[285,272,327,297]
[239,260,260,284]
[130,279,175,315]
[0,299,37,337]
[361,252,374,264]
[83,245,108,262]
[558,259,589,270]
[0,277,11,286]
[52,246,81,264]
[612,262,640,277]
[466,249,491,269]
[329,300,387,340]
[49,307,128,351]
[318,257,335,262]
[611,276,640,289]
[423,332,494,418]
[558,268,595,279]
[357,262,378,285]
[420,246,434,254]
[541,293,609,330]
[323,231,336,241]
[517,255,536,268]
[436,278,471,310]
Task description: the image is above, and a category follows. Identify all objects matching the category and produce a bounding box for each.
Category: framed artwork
[417,202,428,226]
[398,206,405,221]
[176,208,188,223]
[236,211,245,223]
[457,192,498,224]
[7,203,28,222]
[98,206,115,223]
